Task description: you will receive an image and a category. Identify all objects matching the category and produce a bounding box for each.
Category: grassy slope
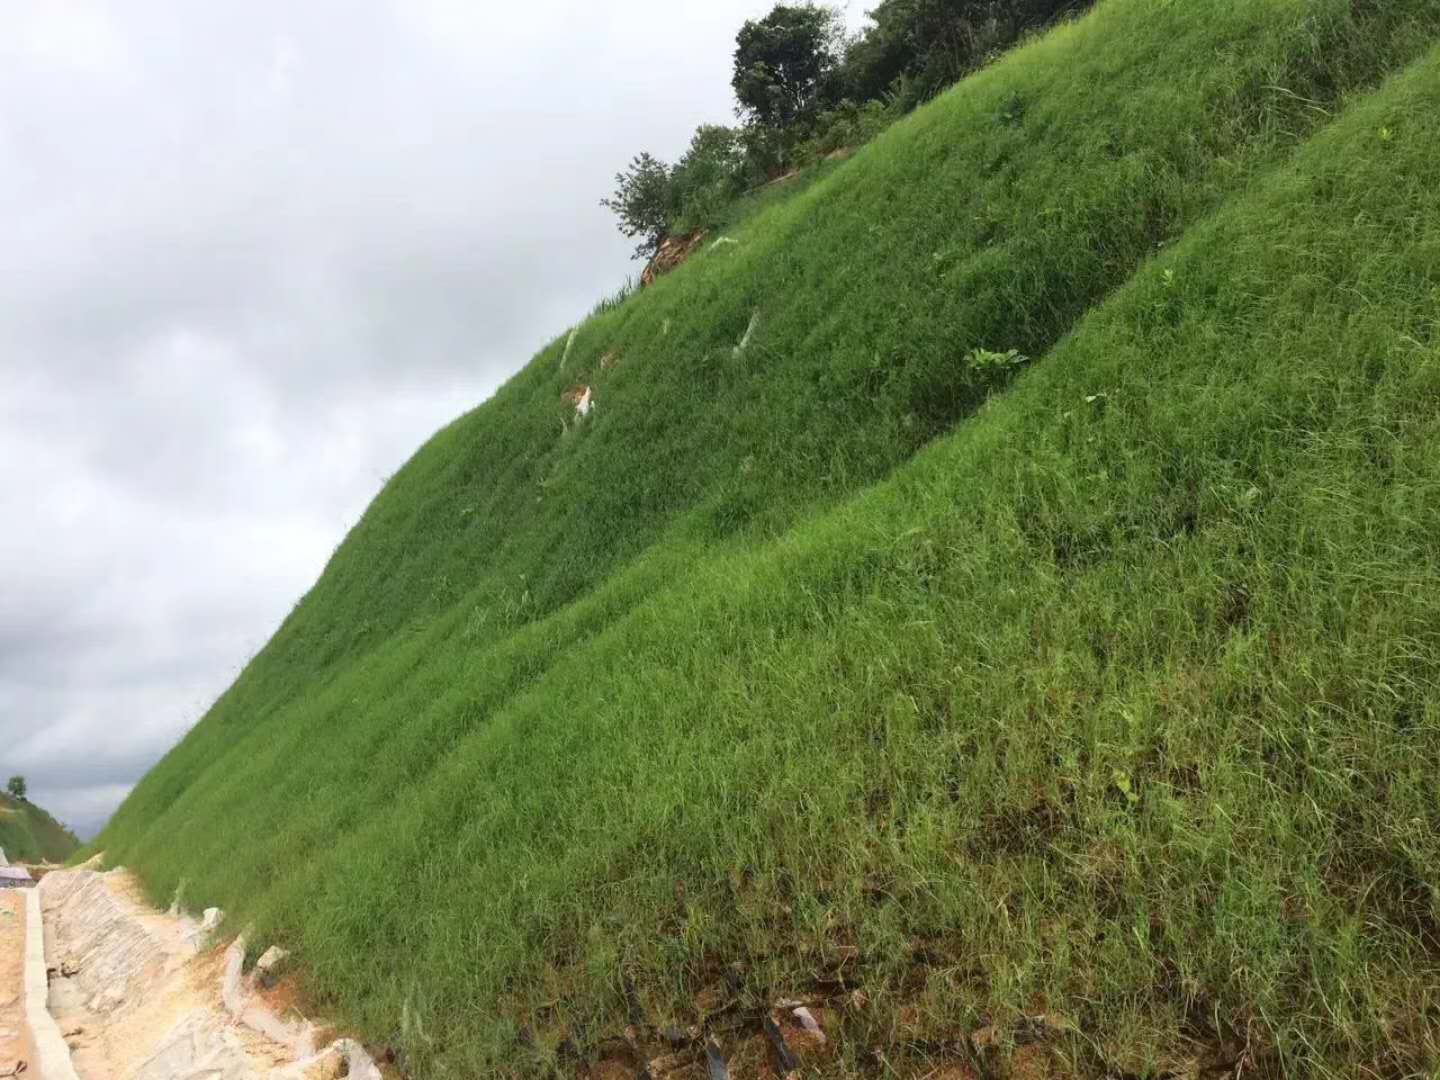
[99,1,1440,1075]
[0,792,78,864]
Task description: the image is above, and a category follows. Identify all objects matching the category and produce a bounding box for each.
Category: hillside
[97,1,1440,1075]
[0,791,78,865]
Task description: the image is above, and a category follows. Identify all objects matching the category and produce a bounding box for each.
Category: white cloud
[0,0,798,838]
[1,1,132,76]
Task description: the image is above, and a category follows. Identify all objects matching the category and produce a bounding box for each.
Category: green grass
[0,792,79,865]
[96,1,1440,1075]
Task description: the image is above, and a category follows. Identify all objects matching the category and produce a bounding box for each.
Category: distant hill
[98,0,1440,1075]
[0,791,78,865]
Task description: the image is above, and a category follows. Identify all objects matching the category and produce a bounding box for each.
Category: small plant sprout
[964,347,1028,377]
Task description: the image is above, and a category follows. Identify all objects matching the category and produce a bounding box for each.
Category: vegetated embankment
[96,1,1440,1075]
[0,793,78,867]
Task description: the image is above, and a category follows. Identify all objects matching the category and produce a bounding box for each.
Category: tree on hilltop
[732,5,845,131]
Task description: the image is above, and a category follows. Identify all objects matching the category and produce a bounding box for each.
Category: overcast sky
[0,0,872,840]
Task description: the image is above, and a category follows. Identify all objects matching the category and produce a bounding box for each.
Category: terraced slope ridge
[100,1,1440,1075]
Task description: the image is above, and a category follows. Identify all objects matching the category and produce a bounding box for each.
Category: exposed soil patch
[0,891,34,1077]
[640,230,708,287]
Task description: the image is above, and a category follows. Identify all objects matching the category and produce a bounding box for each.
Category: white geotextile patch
[574,385,594,418]
[733,310,761,359]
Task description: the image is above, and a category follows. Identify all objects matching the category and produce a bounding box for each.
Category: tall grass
[98,2,1440,1074]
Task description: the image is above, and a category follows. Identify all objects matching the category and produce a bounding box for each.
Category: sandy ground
[0,890,34,1078]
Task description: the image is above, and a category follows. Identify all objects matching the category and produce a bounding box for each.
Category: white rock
[793,1006,826,1043]
[255,945,289,978]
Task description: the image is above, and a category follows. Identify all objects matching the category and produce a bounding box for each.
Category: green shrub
[793,95,902,164]
[669,125,751,234]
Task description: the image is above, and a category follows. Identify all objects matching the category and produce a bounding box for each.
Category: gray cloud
[0,0,868,839]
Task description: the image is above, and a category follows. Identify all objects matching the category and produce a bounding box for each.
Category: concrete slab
[24,887,80,1080]
[38,868,382,1079]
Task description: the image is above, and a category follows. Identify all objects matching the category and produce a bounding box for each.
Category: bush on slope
[99,4,1440,1077]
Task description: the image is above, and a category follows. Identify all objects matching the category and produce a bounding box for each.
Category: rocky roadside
[38,864,382,1079]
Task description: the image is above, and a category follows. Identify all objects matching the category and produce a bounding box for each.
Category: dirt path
[1,891,35,1077]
